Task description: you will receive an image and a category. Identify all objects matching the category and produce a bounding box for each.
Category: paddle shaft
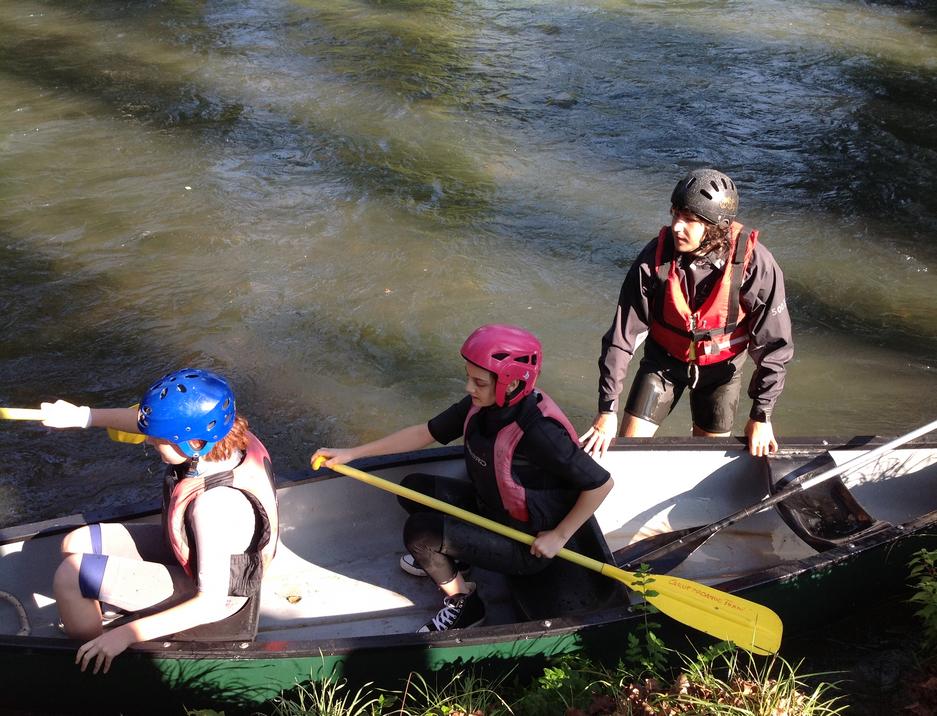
[0,405,146,443]
[314,458,604,573]
[0,408,43,420]
[634,417,937,563]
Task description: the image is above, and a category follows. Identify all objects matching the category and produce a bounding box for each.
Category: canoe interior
[1,438,936,645]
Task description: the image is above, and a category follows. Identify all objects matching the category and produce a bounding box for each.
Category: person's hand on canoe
[746,419,778,457]
[40,400,92,429]
[75,627,134,675]
[580,411,617,459]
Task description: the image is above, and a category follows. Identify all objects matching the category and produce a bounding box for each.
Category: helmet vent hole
[159,387,168,399]
[222,398,231,410]
[516,356,530,364]
[176,384,187,393]
[206,420,216,431]
[700,189,713,200]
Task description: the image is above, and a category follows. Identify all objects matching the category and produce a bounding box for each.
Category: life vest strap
[724,226,756,334]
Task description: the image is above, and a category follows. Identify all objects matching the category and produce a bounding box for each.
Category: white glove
[41,400,92,429]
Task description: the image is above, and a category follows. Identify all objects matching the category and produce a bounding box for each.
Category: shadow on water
[1,1,936,482]
[0,2,497,219]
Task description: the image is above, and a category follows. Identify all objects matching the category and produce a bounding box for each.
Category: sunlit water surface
[1,0,936,527]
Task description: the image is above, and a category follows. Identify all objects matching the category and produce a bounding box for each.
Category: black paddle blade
[613,526,708,573]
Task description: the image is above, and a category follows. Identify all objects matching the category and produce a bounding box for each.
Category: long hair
[696,222,732,258]
[200,414,251,462]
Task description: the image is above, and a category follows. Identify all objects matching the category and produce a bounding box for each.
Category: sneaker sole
[399,554,428,577]
[399,555,472,578]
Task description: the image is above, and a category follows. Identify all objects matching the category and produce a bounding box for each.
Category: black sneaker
[399,553,471,578]
[417,585,485,633]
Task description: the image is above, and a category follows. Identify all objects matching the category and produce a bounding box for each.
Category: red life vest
[648,222,757,366]
[463,391,578,523]
[163,432,278,594]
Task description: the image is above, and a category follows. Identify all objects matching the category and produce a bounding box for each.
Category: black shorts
[624,341,744,433]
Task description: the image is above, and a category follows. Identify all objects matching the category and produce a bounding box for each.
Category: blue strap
[89,523,103,555]
[78,553,109,600]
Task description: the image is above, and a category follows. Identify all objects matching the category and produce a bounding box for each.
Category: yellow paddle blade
[601,564,782,655]
[313,458,783,655]
[0,408,43,420]
[107,404,146,444]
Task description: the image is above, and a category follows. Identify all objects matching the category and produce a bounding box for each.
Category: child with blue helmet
[42,369,278,674]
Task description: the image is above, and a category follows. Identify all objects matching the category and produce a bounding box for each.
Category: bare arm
[312,423,435,468]
[530,478,614,559]
[41,401,139,432]
[88,407,140,433]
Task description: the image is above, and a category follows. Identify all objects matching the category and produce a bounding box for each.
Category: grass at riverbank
[197,645,845,715]
[187,548,937,715]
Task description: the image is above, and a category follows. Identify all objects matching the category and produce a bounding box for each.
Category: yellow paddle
[0,406,146,444]
[0,408,43,420]
[312,457,783,655]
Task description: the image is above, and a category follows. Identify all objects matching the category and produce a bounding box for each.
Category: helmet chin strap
[179,438,216,460]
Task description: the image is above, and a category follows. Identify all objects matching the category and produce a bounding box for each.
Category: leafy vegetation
[188,554,937,716]
[908,547,937,650]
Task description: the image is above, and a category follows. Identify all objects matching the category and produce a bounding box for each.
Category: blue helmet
[137,369,236,459]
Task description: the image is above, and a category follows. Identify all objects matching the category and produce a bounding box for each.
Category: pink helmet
[461,324,542,407]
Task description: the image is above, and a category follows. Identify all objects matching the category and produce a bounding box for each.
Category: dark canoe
[1,436,936,713]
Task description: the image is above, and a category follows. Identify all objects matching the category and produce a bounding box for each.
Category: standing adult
[581,168,793,459]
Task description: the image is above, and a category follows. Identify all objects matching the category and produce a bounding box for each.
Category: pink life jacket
[463,391,578,523]
[163,432,278,594]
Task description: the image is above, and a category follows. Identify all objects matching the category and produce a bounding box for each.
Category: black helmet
[670,168,739,228]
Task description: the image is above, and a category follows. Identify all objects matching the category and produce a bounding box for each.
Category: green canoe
[1,436,935,713]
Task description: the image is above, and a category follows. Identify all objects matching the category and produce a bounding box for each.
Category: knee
[54,555,104,640]
[622,413,659,438]
[403,513,443,553]
[60,526,90,557]
[692,425,729,438]
[53,554,83,602]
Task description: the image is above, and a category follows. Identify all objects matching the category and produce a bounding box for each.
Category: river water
[1,0,936,529]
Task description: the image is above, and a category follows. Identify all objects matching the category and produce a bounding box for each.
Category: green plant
[652,644,846,715]
[392,668,513,716]
[909,547,937,649]
[511,653,612,715]
[621,563,669,676]
[268,670,385,716]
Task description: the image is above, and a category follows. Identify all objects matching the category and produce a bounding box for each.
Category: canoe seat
[508,516,625,621]
[769,454,889,551]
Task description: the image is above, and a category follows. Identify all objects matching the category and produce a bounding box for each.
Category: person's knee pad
[627,377,670,425]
